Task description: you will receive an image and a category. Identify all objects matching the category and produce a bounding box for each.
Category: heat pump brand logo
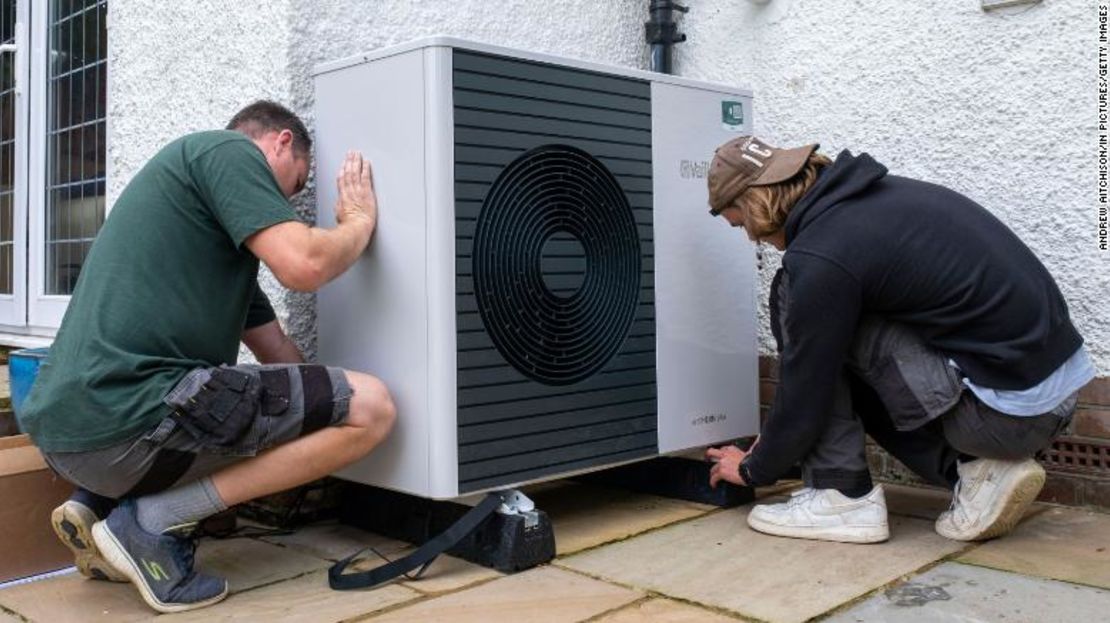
[680,160,709,179]
[721,101,745,132]
[691,413,727,427]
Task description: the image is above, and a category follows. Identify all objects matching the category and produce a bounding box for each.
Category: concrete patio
[1,479,1108,622]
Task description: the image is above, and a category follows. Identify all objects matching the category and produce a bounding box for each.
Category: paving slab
[336,545,502,594]
[560,508,964,623]
[397,553,502,594]
[595,597,742,622]
[957,506,1110,589]
[260,517,503,594]
[0,536,337,620]
[882,483,953,520]
[197,536,331,593]
[158,570,420,623]
[527,481,715,555]
[825,561,1110,622]
[257,520,409,562]
[0,572,155,622]
[366,565,642,622]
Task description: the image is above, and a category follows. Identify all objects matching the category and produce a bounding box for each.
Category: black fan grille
[452,48,657,492]
[473,145,642,386]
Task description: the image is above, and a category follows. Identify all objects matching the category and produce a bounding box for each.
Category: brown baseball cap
[707,136,819,215]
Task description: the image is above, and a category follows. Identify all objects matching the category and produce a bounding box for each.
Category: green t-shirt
[19,131,298,453]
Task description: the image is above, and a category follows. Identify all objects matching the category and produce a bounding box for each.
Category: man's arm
[246,152,377,292]
[243,319,305,364]
[741,252,862,486]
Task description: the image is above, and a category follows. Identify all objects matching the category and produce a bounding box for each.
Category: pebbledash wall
[106,2,1107,502]
[106,0,650,358]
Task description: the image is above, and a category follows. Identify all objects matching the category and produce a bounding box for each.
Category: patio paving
[824,562,1110,622]
[0,571,158,623]
[525,480,717,555]
[594,598,742,622]
[365,566,641,622]
[159,571,420,623]
[559,501,966,622]
[956,506,1110,589]
[196,537,332,593]
[1,481,1107,622]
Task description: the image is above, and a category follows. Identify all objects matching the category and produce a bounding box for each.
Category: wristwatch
[738,458,754,487]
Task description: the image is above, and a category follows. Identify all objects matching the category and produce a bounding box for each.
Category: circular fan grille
[472,144,642,386]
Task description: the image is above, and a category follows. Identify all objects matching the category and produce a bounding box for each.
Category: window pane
[0,0,15,295]
[46,0,106,295]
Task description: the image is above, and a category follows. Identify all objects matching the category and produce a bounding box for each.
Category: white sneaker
[746,486,890,543]
[935,458,1045,541]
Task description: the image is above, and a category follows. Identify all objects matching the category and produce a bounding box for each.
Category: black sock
[948,455,982,490]
[71,488,118,520]
[836,483,874,499]
[944,462,960,489]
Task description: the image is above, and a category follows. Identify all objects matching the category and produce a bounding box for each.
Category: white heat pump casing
[314,37,759,500]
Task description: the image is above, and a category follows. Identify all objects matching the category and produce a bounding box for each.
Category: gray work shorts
[42,364,353,500]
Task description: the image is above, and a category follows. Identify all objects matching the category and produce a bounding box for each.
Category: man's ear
[277,128,295,153]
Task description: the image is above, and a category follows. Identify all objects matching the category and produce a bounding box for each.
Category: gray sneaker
[91,500,228,613]
[51,498,127,582]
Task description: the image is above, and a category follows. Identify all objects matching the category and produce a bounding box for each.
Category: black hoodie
[744,150,1083,486]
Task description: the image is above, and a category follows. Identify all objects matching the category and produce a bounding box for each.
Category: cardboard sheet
[0,435,75,583]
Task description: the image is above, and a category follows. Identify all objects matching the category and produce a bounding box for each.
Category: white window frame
[0,0,109,339]
[0,3,27,330]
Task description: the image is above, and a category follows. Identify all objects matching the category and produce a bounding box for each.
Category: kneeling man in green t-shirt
[18,100,393,613]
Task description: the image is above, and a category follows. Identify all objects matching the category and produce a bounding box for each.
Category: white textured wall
[107,0,1106,374]
[108,0,651,360]
[107,0,294,203]
[107,0,300,358]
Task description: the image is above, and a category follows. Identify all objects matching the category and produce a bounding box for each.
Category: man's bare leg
[89,370,395,613]
[210,370,396,506]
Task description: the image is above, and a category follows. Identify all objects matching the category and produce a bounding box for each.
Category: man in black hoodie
[704,136,1093,543]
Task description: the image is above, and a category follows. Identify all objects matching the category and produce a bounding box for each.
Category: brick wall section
[1075,379,1110,438]
[1039,377,1110,507]
[757,356,778,429]
[757,355,1110,511]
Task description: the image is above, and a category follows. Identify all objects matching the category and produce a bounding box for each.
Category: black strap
[299,365,334,435]
[328,492,502,591]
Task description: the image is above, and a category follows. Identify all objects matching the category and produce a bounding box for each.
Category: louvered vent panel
[453,50,657,492]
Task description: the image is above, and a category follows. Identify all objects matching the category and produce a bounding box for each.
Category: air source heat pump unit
[314,37,759,500]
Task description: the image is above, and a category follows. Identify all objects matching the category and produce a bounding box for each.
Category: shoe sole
[747,514,890,544]
[939,462,1046,541]
[50,502,128,583]
[91,521,229,614]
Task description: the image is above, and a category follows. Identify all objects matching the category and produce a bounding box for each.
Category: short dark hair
[226,100,312,157]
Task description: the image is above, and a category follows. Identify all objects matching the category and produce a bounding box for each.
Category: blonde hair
[734,152,832,238]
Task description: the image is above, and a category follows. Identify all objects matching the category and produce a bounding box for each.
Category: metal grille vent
[1040,436,1110,477]
[472,145,641,386]
[453,49,657,492]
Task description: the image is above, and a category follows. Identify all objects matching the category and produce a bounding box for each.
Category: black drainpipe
[645,1,688,74]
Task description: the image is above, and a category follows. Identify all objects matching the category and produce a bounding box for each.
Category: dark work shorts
[42,364,353,500]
